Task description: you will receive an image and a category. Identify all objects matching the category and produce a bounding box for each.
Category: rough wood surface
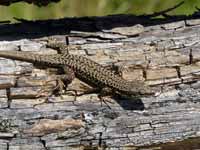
[0,14,200,150]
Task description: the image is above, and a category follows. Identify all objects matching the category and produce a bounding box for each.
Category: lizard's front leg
[98,87,115,109]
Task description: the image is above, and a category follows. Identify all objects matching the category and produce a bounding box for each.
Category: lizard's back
[0,51,150,95]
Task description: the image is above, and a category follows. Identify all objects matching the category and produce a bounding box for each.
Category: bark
[0,14,199,150]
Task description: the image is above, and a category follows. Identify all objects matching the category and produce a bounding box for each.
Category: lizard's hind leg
[46,37,69,54]
[36,67,75,103]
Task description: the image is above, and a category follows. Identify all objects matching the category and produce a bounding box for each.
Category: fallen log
[0,13,199,149]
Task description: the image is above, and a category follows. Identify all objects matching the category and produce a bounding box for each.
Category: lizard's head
[119,80,155,97]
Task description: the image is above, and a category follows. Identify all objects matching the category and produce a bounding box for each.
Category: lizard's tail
[0,50,62,67]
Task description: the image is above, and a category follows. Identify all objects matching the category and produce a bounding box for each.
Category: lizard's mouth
[120,88,156,97]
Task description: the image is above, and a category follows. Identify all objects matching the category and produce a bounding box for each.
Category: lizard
[0,41,154,100]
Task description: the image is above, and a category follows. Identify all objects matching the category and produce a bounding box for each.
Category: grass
[0,0,199,21]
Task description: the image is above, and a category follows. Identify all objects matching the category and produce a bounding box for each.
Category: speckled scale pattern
[0,50,152,95]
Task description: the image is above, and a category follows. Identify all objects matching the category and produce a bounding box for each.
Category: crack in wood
[5,88,11,108]
[189,48,193,64]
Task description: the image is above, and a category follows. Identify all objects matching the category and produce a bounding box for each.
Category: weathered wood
[0,14,200,150]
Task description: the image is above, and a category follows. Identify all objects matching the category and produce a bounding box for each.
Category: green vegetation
[0,0,199,21]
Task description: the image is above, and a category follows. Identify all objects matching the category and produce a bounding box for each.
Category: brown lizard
[0,41,154,99]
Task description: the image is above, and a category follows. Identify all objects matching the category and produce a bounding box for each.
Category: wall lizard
[0,42,154,98]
